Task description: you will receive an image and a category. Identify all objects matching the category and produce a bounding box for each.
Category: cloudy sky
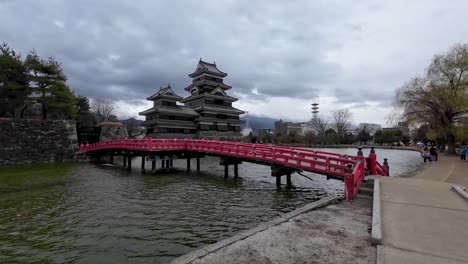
[1,0,467,125]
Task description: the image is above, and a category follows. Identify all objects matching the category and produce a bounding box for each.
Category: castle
[139,59,244,139]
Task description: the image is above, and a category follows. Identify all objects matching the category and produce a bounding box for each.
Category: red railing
[80,139,388,200]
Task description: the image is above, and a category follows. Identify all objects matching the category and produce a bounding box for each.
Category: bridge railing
[80,139,389,200]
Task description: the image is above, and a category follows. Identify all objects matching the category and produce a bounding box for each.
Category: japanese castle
[139,59,245,139]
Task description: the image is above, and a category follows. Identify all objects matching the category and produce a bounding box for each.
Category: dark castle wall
[0,118,79,165]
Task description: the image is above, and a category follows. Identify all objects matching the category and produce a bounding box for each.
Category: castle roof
[188,59,227,78]
[147,84,182,101]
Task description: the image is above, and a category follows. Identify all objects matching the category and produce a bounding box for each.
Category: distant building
[300,122,315,136]
[139,60,245,138]
[383,122,410,136]
[274,119,302,136]
[358,123,382,136]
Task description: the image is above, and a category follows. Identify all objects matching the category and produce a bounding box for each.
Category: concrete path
[172,197,376,264]
[380,156,468,264]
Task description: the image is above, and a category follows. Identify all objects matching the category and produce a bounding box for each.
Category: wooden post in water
[234,164,239,178]
[196,157,200,171]
[276,176,281,189]
[127,152,132,171]
[286,173,292,188]
[109,152,114,164]
[161,160,165,168]
[141,155,146,173]
[123,155,127,167]
[166,160,170,169]
[151,160,156,173]
[169,159,173,168]
[224,164,229,179]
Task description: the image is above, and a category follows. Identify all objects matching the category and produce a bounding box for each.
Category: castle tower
[181,59,244,132]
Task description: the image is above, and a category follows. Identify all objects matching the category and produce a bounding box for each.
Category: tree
[310,115,329,145]
[23,50,77,119]
[91,98,116,123]
[374,130,384,144]
[395,43,468,154]
[357,128,371,144]
[0,43,29,117]
[332,109,352,144]
[304,131,317,147]
[324,128,338,145]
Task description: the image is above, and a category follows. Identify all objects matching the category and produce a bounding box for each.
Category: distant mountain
[121,118,144,126]
[241,115,276,130]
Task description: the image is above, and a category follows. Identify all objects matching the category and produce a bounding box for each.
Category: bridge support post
[123,155,127,167]
[170,159,173,168]
[224,164,229,179]
[276,176,281,189]
[196,157,200,171]
[186,158,191,171]
[127,153,132,171]
[109,153,114,164]
[166,160,170,169]
[141,155,146,173]
[234,164,239,178]
[286,173,292,188]
[161,160,165,168]
[151,160,156,173]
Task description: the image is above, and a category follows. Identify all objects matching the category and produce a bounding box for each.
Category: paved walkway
[380,156,468,264]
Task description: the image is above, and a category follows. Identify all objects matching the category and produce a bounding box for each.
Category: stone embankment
[171,196,377,264]
[0,118,79,165]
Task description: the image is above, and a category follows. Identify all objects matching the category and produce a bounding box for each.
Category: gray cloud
[1,0,468,122]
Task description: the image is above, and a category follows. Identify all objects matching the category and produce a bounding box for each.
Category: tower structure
[311,98,319,119]
[181,59,244,132]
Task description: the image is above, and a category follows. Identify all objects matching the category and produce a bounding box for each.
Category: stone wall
[0,118,79,165]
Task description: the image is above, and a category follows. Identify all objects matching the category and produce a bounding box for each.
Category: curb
[376,245,384,264]
[170,195,339,264]
[452,185,468,200]
[371,179,382,245]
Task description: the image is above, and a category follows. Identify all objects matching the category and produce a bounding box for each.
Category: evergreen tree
[0,43,29,117]
[24,50,77,119]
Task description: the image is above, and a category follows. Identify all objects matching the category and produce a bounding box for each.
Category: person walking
[430,146,438,161]
[422,147,431,163]
[461,147,468,161]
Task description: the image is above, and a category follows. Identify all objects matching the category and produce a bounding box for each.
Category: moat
[0,148,421,263]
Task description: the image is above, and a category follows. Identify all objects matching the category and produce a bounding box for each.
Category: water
[0,148,421,263]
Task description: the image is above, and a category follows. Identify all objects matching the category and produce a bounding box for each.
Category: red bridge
[80,138,389,200]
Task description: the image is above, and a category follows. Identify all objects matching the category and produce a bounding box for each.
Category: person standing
[461,147,468,161]
[422,147,431,163]
[430,146,438,161]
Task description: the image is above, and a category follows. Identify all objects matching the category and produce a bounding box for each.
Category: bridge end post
[383,158,390,176]
[369,147,377,175]
[345,163,354,201]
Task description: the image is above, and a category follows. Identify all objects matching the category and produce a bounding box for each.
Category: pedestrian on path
[461,147,467,161]
[430,145,438,161]
[422,147,431,163]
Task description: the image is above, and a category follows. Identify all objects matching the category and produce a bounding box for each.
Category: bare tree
[332,109,352,144]
[91,98,115,123]
[310,115,329,145]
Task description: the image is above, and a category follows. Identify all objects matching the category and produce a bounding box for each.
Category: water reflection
[0,148,420,263]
